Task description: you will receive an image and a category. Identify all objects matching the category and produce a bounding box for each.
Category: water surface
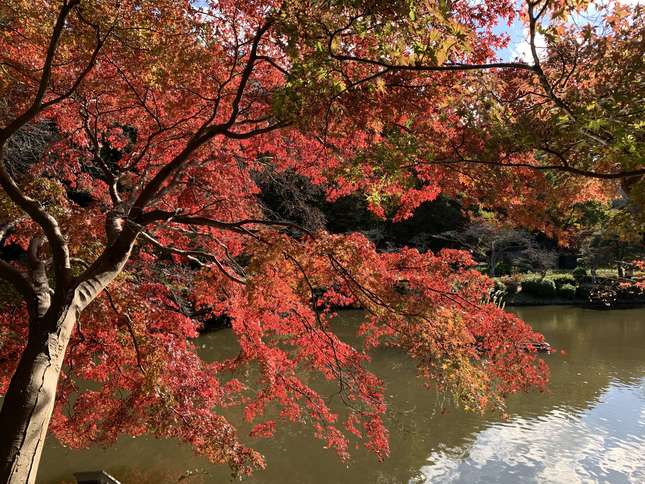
[39,306,645,483]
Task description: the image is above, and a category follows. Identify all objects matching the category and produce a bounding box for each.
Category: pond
[39,306,645,483]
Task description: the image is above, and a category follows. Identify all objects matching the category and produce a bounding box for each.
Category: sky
[494,0,642,62]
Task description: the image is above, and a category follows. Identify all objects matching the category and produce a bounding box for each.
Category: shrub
[551,274,576,287]
[576,284,592,299]
[573,267,587,281]
[558,283,577,299]
[521,278,557,297]
[500,275,522,294]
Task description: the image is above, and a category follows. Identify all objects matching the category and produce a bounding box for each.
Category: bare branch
[140,231,246,284]
[141,210,313,236]
[104,287,146,375]
[417,154,645,180]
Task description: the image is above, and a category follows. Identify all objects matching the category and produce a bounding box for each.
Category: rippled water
[39,306,645,483]
[418,381,645,483]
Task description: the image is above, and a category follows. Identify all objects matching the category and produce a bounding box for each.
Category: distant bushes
[521,278,557,297]
[551,274,576,287]
[558,284,577,299]
[494,269,645,305]
[499,275,522,294]
[573,267,588,281]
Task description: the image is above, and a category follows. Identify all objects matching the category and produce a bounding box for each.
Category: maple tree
[0,0,641,482]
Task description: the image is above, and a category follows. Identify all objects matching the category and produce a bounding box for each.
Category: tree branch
[141,210,313,236]
[103,287,146,375]
[0,148,71,288]
[140,231,246,284]
[131,20,274,215]
[420,155,645,180]
[0,0,116,297]
[0,0,81,140]
[330,53,537,73]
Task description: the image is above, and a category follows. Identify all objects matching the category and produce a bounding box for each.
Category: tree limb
[131,20,274,215]
[0,0,81,140]
[140,231,246,284]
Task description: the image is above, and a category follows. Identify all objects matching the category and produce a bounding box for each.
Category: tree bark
[0,305,78,484]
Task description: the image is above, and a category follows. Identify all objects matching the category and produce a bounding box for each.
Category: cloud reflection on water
[417,379,645,484]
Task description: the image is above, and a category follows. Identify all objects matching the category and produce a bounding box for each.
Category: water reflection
[39,307,645,483]
[418,380,645,483]
[416,307,645,484]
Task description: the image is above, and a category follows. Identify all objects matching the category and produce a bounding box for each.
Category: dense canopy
[0,0,642,482]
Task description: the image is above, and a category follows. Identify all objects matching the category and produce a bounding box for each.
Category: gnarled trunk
[0,305,78,484]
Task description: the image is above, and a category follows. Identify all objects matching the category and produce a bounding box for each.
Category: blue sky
[494,0,641,62]
[494,17,529,61]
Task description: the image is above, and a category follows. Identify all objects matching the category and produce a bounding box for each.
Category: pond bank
[496,272,645,310]
[505,295,645,309]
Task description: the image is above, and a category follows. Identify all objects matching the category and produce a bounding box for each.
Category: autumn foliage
[0,0,641,481]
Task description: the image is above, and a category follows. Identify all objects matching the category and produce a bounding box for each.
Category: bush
[499,275,522,294]
[551,274,576,287]
[573,267,587,281]
[576,284,592,299]
[521,278,557,297]
[558,283,577,299]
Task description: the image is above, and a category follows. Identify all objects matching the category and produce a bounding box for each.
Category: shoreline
[505,296,645,310]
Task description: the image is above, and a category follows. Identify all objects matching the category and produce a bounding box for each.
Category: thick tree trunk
[0,305,78,484]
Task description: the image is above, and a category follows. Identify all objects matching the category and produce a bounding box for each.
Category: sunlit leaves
[6,0,636,478]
